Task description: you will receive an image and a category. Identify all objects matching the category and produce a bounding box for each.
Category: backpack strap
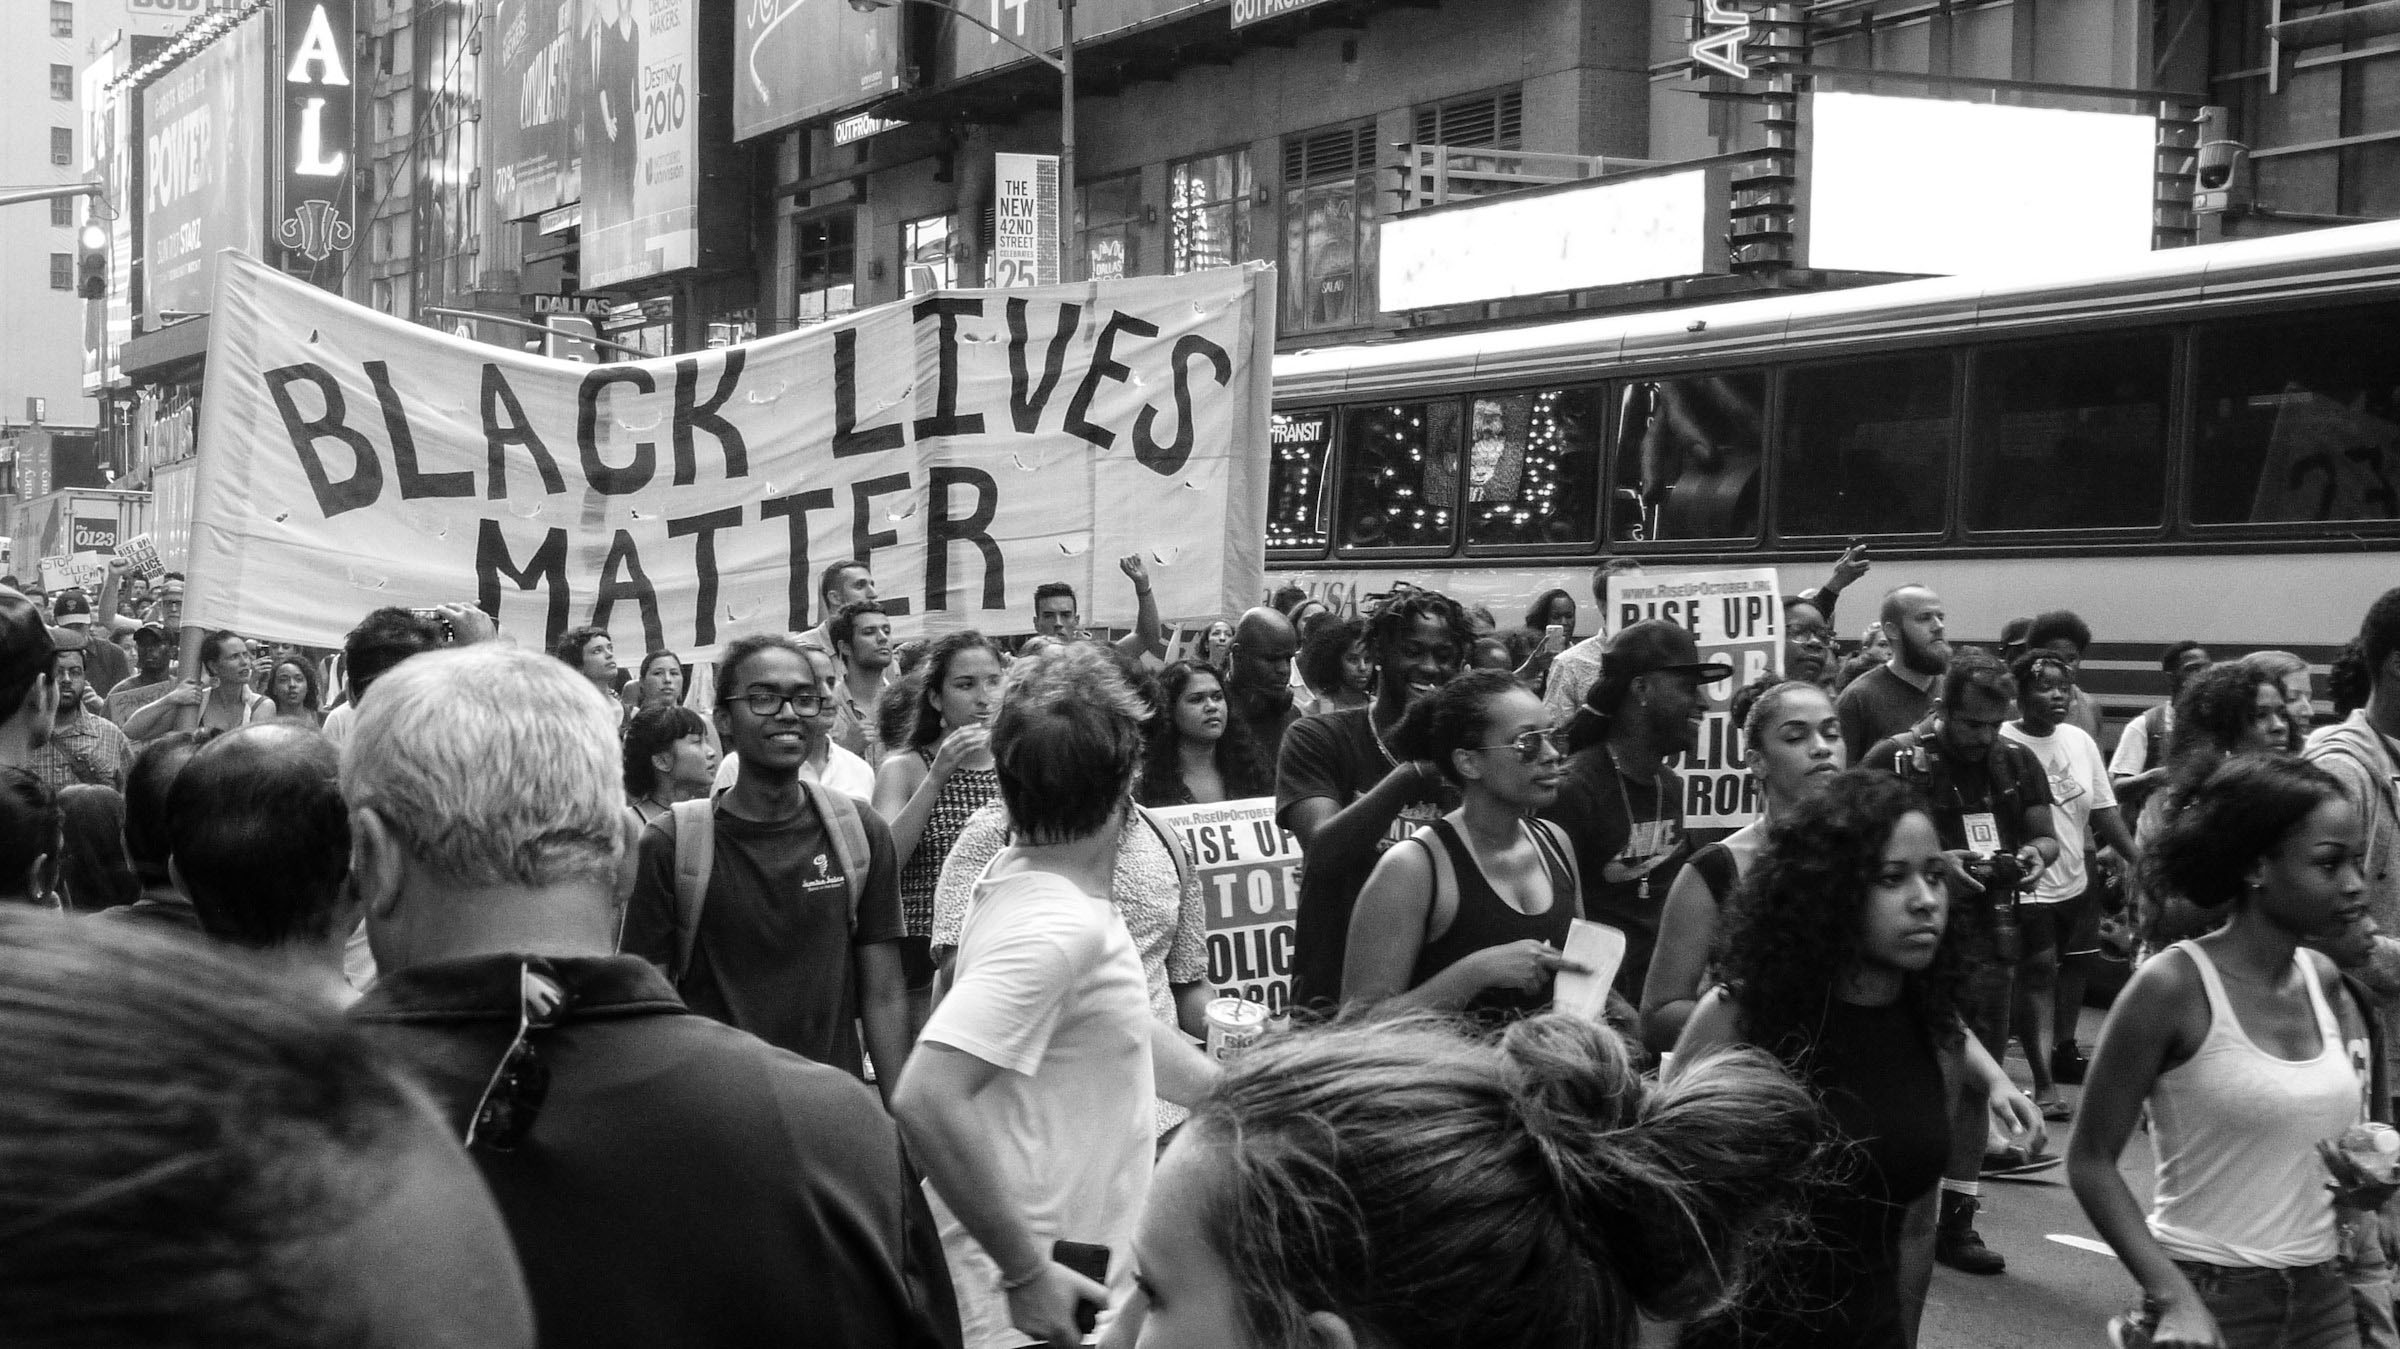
[1133,804,1194,896]
[798,777,872,933]
[667,796,717,985]
[2343,971,2389,1123]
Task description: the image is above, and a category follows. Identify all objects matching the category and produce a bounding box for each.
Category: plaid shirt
[28,707,134,795]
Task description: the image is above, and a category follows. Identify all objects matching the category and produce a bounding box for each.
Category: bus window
[1610,371,1765,543]
[1463,386,1607,549]
[1967,334,2170,533]
[1778,354,1954,538]
[1339,401,1463,549]
[2191,304,2400,527]
[1267,410,1334,551]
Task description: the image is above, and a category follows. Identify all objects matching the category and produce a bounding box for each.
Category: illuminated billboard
[1378,168,1726,312]
[734,0,901,141]
[142,14,270,321]
[582,0,698,287]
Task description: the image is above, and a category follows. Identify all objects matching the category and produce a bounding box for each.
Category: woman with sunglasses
[1640,676,1845,1052]
[1342,671,1585,1022]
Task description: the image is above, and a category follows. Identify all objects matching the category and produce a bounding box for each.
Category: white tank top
[2147,941,2359,1267]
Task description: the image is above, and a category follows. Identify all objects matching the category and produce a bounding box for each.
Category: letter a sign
[1689,0,1754,79]
[276,0,357,275]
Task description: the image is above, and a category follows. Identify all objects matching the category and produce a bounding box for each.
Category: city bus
[1261,220,2400,726]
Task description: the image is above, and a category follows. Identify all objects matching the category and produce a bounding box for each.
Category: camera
[1962,849,2028,896]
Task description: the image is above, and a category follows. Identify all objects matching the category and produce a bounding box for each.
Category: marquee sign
[1690,0,1755,79]
[277,0,357,274]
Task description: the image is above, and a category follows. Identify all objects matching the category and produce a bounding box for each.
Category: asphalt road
[1925,1008,2152,1348]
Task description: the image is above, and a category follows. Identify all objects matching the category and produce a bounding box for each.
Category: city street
[1928,1008,2147,1349]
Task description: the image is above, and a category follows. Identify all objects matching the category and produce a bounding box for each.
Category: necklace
[1609,745,1668,902]
[1368,697,1400,768]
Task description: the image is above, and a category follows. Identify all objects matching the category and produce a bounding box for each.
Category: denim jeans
[2175,1259,2360,1349]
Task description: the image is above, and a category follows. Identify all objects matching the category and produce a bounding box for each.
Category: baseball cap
[1599,619,1735,685]
[133,622,170,643]
[52,592,92,628]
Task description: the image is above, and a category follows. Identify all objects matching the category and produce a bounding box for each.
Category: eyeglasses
[1789,625,1833,647]
[465,963,565,1153]
[732,688,828,717]
[1470,727,1568,762]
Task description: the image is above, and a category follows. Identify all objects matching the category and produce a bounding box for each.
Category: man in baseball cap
[1540,619,1734,1007]
[105,624,178,732]
[50,591,128,699]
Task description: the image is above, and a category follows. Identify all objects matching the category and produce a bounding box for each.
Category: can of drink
[1205,997,1268,1061]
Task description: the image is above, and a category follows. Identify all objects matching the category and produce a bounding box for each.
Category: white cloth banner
[187,251,1274,655]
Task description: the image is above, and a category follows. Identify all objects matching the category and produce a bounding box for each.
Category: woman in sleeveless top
[1674,771,2045,1349]
[872,632,1006,1033]
[1642,677,1846,1052]
[2069,755,2372,1349]
[1342,671,1586,1023]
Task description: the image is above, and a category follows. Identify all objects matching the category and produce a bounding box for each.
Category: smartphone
[1051,1240,1111,1337]
[1544,623,1565,645]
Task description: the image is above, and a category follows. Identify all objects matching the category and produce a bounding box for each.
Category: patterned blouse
[897,748,1002,938]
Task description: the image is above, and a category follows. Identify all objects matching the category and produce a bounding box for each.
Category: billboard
[143,14,270,322]
[942,0,1216,81]
[1802,92,2157,276]
[992,153,1059,289]
[486,0,582,221]
[734,0,901,142]
[582,0,699,288]
[1379,168,1727,312]
[275,0,360,283]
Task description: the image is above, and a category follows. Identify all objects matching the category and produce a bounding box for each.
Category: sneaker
[1935,1208,2008,1275]
[1980,1146,2063,1178]
[2052,1042,2090,1085]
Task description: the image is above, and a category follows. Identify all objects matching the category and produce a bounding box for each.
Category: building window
[50,128,72,167]
[49,254,73,291]
[900,214,954,296]
[50,198,72,228]
[1281,124,1377,332]
[1415,88,1524,151]
[795,212,856,325]
[51,65,73,101]
[1169,150,1251,274]
[50,2,72,38]
[1076,173,1141,280]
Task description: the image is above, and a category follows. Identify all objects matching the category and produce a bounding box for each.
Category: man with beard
[830,601,895,764]
[26,629,131,793]
[1223,607,1301,763]
[1279,589,1474,1012]
[1541,620,1729,1008]
[1837,584,1950,762]
[104,624,177,729]
[1864,647,2061,1276]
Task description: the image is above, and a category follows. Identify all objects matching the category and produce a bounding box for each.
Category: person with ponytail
[1674,770,2044,1348]
[1640,676,1845,1053]
[1341,671,1586,1021]
[1116,1012,1827,1349]
[2068,755,2373,1349]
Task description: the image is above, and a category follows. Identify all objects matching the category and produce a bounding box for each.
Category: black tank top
[1408,818,1577,1022]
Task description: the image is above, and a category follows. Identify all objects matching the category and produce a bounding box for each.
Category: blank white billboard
[1805,92,2157,276]
[1379,170,1718,311]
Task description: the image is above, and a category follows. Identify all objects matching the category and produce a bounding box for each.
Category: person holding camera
[1863,646,2062,1277]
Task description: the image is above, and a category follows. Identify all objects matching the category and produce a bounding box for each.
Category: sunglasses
[1471,727,1568,763]
[465,963,565,1153]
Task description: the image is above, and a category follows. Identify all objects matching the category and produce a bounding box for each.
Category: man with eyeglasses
[348,645,953,1348]
[623,633,913,1093]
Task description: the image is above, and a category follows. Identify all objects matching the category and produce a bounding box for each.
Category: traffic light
[74,221,107,299]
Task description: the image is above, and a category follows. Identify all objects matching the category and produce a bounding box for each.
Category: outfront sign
[276,0,358,278]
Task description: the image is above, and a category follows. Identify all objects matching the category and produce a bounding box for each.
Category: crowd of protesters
[0,534,2396,1349]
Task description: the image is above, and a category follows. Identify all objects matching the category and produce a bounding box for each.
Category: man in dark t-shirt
[1838,584,1950,762]
[1278,590,1474,1011]
[621,635,911,1095]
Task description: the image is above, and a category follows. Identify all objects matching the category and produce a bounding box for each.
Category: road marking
[2046,1233,2118,1258]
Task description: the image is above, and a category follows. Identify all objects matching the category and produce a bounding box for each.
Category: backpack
[655,781,874,986]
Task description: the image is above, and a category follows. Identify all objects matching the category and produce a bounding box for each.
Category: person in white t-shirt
[893,643,1218,1349]
[2002,652,2139,1115]
[2108,640,2211,797]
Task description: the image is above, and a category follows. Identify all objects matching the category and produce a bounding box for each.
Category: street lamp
[847,0,1077,283]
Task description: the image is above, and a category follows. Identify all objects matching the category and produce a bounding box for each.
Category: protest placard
[187,250,1275,654]
[118,533,165,580]
[38,553,111,596]
[1145,797,1298,1016]
[1605,566,1783,830]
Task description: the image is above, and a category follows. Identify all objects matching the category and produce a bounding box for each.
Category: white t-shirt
[2110,704,2173,779]
[920,869,1154,1349]
[711,743,875,799]
[2001,721,2117,904]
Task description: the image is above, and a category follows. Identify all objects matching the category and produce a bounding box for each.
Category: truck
[13,488,150,570]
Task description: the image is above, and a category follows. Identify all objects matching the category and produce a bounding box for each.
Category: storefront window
[1077,173,1142,281]
[901,214,955,295]
[795,212,856,326]
[1170,150,1251,273]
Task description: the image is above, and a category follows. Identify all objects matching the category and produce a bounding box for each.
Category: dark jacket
[353,953,958,1349]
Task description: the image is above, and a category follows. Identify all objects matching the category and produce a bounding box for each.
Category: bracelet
[999,1263,1048,1292]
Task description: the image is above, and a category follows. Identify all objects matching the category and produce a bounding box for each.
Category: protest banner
[1146,797,1298,1016]
[38,553,111,596]
[187,251,1275,655]
[1605,566,1783,831]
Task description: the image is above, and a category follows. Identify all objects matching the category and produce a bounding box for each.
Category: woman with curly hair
[1118,1012,1826,1349]
[2069,755,2371,1349]
[1138,662,1271,807]
[1342,670,1584,1022]
[1294,615,1372,715]
[2137,661,2294,949]
[1673,770,2043,1349]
